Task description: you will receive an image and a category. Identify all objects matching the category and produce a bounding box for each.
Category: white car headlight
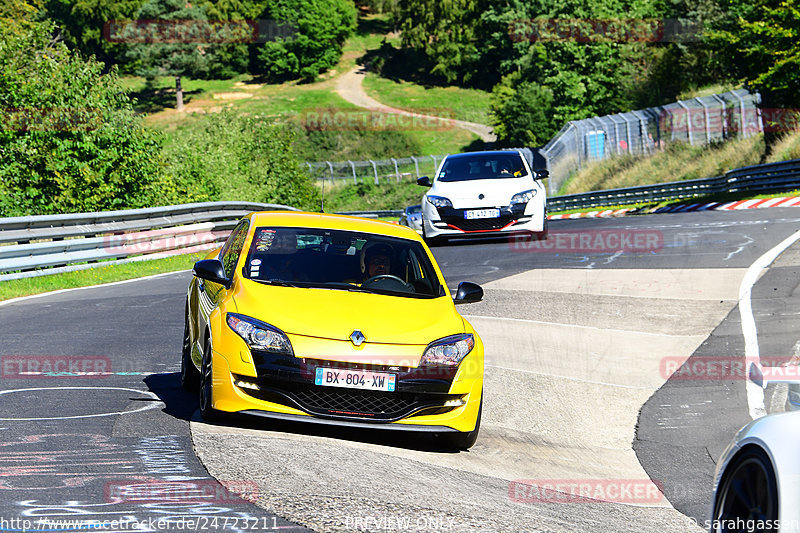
[510,189,537,205]
[227,313,293,355]
[420,334,474,366]
[426,195,453,209]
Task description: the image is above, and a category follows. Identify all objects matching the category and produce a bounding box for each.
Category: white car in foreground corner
[417,150,548,245]
[709,411,800,532]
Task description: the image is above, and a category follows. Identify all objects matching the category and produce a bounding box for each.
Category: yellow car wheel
[199,338,219,421]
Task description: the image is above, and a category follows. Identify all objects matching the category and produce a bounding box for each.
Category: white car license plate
[465,209,500,220]
[315,367,396,392]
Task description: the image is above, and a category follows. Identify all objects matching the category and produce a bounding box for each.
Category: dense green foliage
[123,0,249,80]
[161,111,319,210]
[324,179,423,212]
[395,0,800,147]
[44,0,355,82]
[490,73,559,146]
[708,0,800,110]
[0,18,322,216]
[0,22,164,216]
[256,0,357,81]
[1,0,45,35]
[291,114,422,161]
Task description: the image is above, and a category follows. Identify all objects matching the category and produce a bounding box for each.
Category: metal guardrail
[546,159,800,212]
[2,158,798,280]
[0,202,298,281]
[334,210,403,218]
[541,89,762,195]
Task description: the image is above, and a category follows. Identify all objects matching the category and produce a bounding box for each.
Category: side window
[221,221,249,279]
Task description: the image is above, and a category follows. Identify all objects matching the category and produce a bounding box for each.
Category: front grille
[238,378,460,422]
[294,388,415,417]
[446,218,514,231]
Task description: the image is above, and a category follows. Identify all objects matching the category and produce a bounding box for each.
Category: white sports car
[709,411,800,532]
[417,150,548,245]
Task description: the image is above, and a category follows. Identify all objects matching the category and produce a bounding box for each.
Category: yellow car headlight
[226,313,293,355]
[420,334,474,366]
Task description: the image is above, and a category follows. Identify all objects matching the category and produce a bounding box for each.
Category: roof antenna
[320,171,325,213]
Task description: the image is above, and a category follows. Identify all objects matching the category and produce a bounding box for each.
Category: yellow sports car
[182,211,485,449]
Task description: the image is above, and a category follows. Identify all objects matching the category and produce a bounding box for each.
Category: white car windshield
[438,153,528,182]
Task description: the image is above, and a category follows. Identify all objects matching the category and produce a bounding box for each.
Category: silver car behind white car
[399,204,423,234]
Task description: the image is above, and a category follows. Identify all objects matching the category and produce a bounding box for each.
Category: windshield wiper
[254,278,300,288]
[315,282,371,293]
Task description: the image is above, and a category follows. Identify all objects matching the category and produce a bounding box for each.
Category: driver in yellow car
[361,243,394,281]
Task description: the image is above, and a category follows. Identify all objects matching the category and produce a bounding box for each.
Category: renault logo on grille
[350,330,366,346]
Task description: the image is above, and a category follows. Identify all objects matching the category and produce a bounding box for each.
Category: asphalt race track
[1,208,799,532]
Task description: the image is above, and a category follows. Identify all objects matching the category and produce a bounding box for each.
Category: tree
[0,0,45,35]
[398,0,485,85]
[0,22,164,216]
[491,75,559,146]
[44,0,146,65]
[123,0,251,109]
[708,0,800,147]
[256,0,356,81]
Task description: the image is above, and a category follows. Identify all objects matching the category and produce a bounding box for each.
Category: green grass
[362,74,492,125]
[124,10,481,160]
[558,134,766,195]
[0,252,206,302]
[323,180,424,212]
[766,129,800,162]
[677,83,742,100]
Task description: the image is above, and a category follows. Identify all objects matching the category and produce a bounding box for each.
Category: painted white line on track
[485,363,653,390]
[0,270,190,308]
[462,314,697,338]
[0,387,163,421]
[741,228,800,419]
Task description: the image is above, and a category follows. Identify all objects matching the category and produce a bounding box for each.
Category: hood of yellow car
[233,280,463,345]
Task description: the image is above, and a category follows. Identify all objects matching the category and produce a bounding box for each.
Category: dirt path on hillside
[336,66,497,143]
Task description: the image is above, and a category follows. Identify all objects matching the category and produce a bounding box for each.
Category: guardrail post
[369,160,378,184]
[391,158,400,182]
[327,161,334,181]
[695,97,712,144]
[676,100,693,145]
[411,156,420,178]
[711,94,728,139]
[571,122,581,171]
[431,155,438,174]
[731,91,747,138]
[349,161,357,184]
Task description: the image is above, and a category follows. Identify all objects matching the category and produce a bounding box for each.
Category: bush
[161,111,319,210]
[490,75,559,147]
[0,22,165,216]
[256,0,356,81]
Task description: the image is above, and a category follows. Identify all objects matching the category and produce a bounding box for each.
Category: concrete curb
[547,196,800,220]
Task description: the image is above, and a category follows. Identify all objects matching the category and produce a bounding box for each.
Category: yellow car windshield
[243,227,444,298]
